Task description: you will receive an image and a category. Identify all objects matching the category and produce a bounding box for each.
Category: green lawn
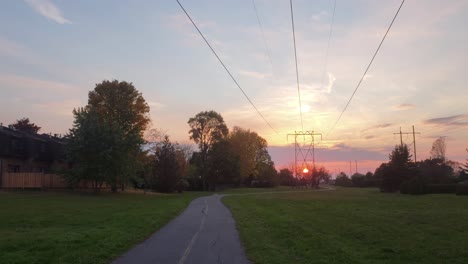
[0,191,204,264]
[223,188,468,264]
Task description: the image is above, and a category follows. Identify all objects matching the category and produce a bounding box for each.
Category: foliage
[67,80,150,192]
[426,184,457,194]
[228,126,270,185]
[430,137,446,161]
[456,182,468,195]
[66,108,115,190]
[380,144,414,192]
[351,173,366,187]
[334,172,353,187]
[400,176,426,195]
[9,117,40,134]
[188,110,228,190]
[279,168,295,186]
[206,139,240,189]
[151,136,182,193]
[416,158,455,184]
[224,188,468,264]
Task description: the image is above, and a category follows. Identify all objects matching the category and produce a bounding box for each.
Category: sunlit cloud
[423,114,468,127]
[24,0,72,24]
[361,123,393,133]
[325,72,336,93]
[392,103,416,111]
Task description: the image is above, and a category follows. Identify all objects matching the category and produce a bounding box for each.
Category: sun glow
[302,168,309,173]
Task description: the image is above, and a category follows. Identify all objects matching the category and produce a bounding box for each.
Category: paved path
[113,194,250,264]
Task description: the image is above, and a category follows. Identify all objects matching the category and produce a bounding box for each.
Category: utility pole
[393,126,421,162]
[287,131,322,177]
[349,161,352,176]
[355,160,358,174]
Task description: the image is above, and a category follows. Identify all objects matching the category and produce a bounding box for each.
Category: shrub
[401,176,426,195]
[426,184,456,194]
[456,183,468,196]
[176,179,189,193]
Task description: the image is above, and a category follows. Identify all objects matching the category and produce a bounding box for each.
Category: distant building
[0,124,67,187]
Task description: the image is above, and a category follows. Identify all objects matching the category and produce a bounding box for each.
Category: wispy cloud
[423,114,468,126]
[0,74,79,92]
[238,70,271,79]
[392,103,416,111]
[325,72,336,93]
[24,0,72,24]
[361,123,393,133]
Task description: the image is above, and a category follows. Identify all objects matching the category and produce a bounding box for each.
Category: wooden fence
[1,172,112,189]
[1,172,67,189]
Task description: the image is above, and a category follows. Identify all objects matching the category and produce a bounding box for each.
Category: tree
[152,136,181,193]
[279,168,295,186]
[430,137,446,161]
[207,139,239,189]
[380,144,414,192]
[188,110,228,190]
[228,126,271,185]
[67,80,150,192]
[10,118,40,134]
[335,172,353,187]
[351,173,366,187]
[66,108,114,190]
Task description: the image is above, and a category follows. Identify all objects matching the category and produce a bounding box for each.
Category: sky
[1,0,467,174]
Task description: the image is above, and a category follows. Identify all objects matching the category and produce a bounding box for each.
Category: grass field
[0,191,204,264]
[223,187,468,264]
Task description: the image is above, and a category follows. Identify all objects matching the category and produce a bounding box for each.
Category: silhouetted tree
[430,137,446,161]
[335,172,353,187]
[152,136,181,193]
[10,118,40,134]
[351,173,366,187]
[188,110,228,190]
[207,139,240,189]
[279,168,295,186]
[380,144,414,192]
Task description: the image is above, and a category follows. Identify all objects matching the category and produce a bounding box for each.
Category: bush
[401,176,426,195]
[456,183,468,195]
[176,179,189,193]
[426,184,456,194]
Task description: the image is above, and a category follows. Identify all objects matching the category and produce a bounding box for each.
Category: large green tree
[10,117,40,134]
[188,110,228,190]
[67,80,150,191]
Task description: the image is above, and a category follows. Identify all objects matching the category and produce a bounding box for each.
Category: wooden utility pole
[393,126,421,162]
[355,160,358,174]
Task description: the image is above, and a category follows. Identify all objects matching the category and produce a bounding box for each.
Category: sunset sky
[1,0,467,173]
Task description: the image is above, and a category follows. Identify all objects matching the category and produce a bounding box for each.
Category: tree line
[63,80,280,192]
[335,138,468,195]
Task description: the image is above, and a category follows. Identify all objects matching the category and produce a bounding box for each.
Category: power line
[251,0,277,80]
[289,0,304,131]
[319,0,337,93]
[176,0,278,134]
[327,0,406,136]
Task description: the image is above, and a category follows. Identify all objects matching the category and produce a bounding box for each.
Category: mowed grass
[223,188,468,264]
[0,191,204,264]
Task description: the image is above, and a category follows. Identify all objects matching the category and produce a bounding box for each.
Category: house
[0,124,67,188]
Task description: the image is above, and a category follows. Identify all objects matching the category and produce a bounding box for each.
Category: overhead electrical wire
[251,0,277,80]
[327,0,406,137]
[289,0,304,131]
[176,0,279,134]
[319,0,337,92]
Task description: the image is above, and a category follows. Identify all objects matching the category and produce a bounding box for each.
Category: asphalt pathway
[113,194,250,264]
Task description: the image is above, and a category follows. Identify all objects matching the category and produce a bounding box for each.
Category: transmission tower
[287,131,322,177]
